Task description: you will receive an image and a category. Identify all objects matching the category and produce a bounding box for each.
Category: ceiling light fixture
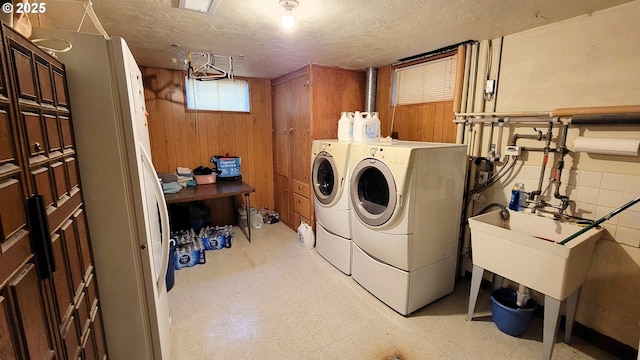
[279,0,299,30]
[178,0,221,15]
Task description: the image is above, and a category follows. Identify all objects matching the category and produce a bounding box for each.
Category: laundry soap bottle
[337,112,354,142]
[364,112,381,142]
[353,111,365,142]
[509,183,523,211]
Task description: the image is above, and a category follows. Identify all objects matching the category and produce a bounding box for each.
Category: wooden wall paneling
[310,65,337,138]
[376,65,392,137]
[250,79,274,210]
[421,103,436,142]
[433,102,445,142]
[184,111,201,169]
[406,105,422,141]
[205,113,220,162]
[197,112,209,167]
[160,70,177,174]
[233,113,249,177]
[171,71,188,169]
[142,68,169,173]
[217,114,236,156]
[392,106,407,139]
[442,101,456,143]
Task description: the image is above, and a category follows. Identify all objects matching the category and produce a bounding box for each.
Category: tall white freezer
[32,28,172,360]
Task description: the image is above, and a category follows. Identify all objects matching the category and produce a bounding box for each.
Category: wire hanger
[188,51,233,81]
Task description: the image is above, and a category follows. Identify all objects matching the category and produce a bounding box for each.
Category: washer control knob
[322,143,327,150]
[370,147,377,156]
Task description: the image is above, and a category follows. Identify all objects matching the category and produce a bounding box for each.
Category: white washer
[349,141,466,315]
[311,140,352,274]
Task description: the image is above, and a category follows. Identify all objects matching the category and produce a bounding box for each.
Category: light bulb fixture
[279,0,299,29]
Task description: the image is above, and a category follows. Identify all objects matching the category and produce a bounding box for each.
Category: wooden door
[272,80,290,178]
[1,24,107,360]
[274,174,289,226]
[0,27,56,360]
[289,74,310,185]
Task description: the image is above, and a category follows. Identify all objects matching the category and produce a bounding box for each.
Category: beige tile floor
[167,222,620,360]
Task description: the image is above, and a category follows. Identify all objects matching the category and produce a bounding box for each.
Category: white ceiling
[32,0,634,79]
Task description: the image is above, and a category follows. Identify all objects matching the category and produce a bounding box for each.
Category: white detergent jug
[337,111,354,142]
[353,111,366,142]
[297,221,315,249]
[366,112,381,141]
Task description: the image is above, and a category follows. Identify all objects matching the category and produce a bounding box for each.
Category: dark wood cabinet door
[290,74,310,185]
[0,295,19,360]
[1,24,107,360]
[8,263,56,360]
[274,174,290,226]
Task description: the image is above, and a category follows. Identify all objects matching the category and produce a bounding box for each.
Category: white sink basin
[468,209,604,300]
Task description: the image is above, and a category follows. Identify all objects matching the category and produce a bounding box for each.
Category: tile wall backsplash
[490,165,640,248]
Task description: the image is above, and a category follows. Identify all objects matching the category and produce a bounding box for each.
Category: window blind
[185,77,250,112]
[393,55,457,105]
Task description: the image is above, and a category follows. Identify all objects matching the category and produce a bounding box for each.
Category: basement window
[185,77,250,112]
[392,54,457,105]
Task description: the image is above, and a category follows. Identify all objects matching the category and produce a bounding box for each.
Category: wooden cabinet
[272,64,365,230]
[0,25,107,359]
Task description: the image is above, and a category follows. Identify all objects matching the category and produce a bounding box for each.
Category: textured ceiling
[32,0,634,79]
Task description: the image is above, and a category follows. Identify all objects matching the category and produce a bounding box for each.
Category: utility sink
[467,209,604,360]
[468,209,603,300]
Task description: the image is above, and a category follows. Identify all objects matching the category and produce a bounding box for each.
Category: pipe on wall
[364,67,377,113]
[453,44,468,145]
[472,40,490,158]
[570,113,640,125]
[456,44,472,144]
[465,42,479,155]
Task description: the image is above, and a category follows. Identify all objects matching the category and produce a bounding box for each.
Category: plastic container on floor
[491,288,538,337]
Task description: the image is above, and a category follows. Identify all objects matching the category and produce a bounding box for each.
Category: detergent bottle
[337,112,354,142]
[353,111,366,142]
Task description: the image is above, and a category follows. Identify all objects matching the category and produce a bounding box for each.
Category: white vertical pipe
[466,43,479,156]
[472,40,489,158]
[456,44,472,144]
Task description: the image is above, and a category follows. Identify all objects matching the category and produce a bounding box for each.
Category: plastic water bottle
[509,183,522,211]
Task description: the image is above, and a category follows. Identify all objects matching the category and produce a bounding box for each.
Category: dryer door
[312,152,338,205]
[350,158,397,226]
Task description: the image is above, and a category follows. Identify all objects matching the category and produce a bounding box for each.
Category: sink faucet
[524,191,573,216]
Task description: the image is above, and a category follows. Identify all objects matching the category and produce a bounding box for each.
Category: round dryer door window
[350,158,397,226]
[312,152,338,205]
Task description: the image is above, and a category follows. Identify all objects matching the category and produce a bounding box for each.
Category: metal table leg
[564,287,581,343]
[543,295,562,360]
[467,265,485,321]
[244,192,251,242]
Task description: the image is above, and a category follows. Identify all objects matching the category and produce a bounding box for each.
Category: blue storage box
[211,155,242,181]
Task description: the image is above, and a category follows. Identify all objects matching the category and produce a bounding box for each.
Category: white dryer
[311,140,352,274]
[348,141,466,315]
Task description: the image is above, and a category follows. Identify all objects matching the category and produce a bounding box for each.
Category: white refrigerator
[32,28,172,359]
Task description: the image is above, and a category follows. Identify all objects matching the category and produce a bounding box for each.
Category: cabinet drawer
[292,179,310,197]
[293,193,310,219]
[293,212,310,230]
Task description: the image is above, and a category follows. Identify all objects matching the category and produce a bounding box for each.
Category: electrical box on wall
[484,79,496,95]
[505,145,521,156]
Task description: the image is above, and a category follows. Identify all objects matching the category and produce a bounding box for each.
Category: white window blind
[393,55,457,105]
[185,77,250,112]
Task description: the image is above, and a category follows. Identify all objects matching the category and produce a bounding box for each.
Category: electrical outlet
[505,145,521,156]
[485,79,496,95]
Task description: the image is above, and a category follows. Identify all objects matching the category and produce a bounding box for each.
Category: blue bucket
[491,288,538,337]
